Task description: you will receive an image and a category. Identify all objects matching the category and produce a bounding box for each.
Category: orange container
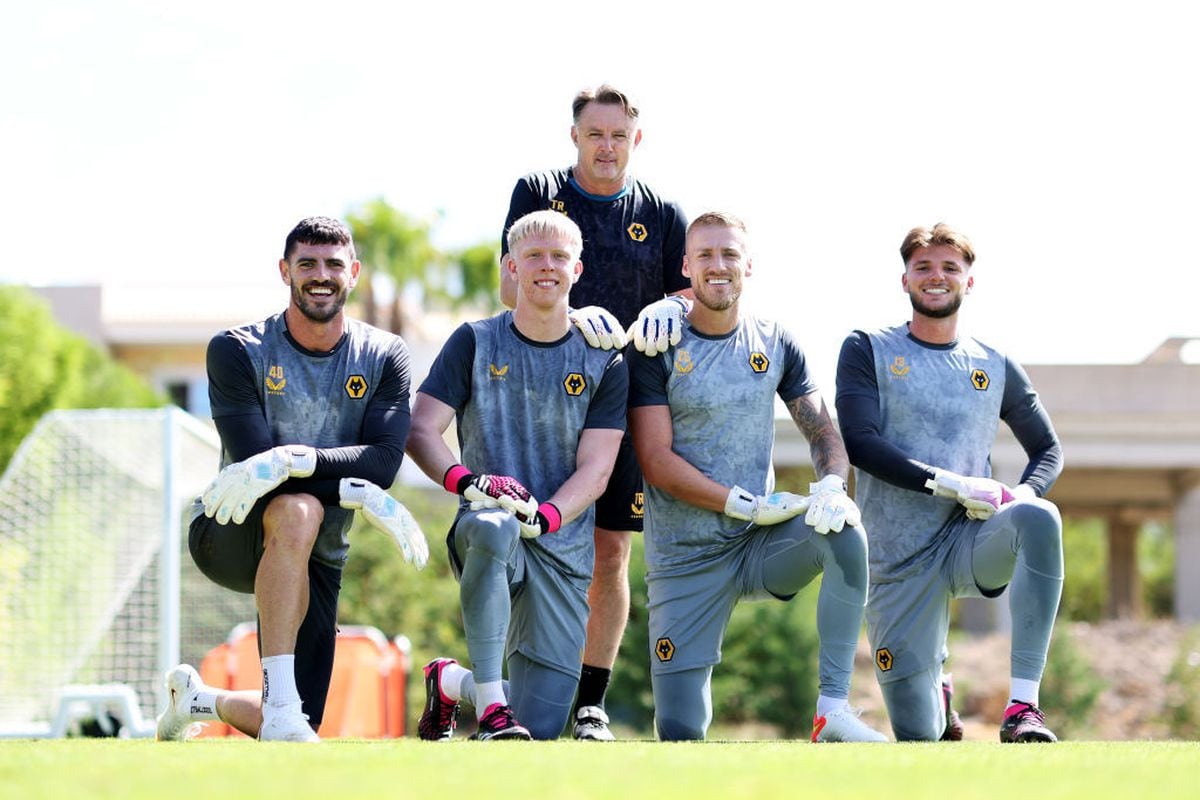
[195,623,410,739]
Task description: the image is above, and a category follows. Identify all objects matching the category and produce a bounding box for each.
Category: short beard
[695,287,740,312]
[909,292,962,319]
[293,283,347,323]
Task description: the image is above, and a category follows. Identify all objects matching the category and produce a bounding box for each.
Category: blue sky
[4,1,1198,389]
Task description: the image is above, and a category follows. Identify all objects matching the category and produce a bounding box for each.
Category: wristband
[537,502,562,534]
[442,464,473,494]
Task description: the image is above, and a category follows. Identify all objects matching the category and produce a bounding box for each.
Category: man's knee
[509,657,577,739]
[885,687,943,742]
[523,707,570,741]
[1010,497,1062,540]
[458,510,520,562]
[882,671,944,742]
[652,667,712,741]
[656,713,708,742]
[262,494,323,552]
[891,716,944,742]
[1007,498,1064,575]
[593,528,632,578]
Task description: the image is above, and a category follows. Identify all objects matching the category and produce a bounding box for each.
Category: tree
[345,199,500,334]
[0,286,162,472]
[453,242,503,311]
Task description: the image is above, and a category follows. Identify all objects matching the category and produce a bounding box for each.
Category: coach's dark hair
[900,223,975,266]
[283,216,356,261]
[572,84,639,123]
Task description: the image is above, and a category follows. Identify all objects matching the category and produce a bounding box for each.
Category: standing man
[156,216,427,743]
[500,84,689,740]
[409,210,627,741]
[835,222,1064,742]
[629,212,886,742]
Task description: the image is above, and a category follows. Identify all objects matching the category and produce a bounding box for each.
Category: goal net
[0,408,255,736]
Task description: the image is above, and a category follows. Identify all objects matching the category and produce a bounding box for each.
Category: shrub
[1040,626,1106,738]
[1059,518,1106,622]
[1163,630,1200,739]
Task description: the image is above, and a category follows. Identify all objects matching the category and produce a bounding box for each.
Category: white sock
[460,674,477,707]
[261,655,301,708]
[475,681,506,717]
[1010,677,1040,706]
[816,694,848,717]
[190,687,220,720]
[439,662,470,701]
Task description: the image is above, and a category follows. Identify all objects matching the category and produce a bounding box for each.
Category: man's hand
[630,296,691,356]
[805,475,861,534]
[339,478,429,569]
[464,474,538,520]
[925,469,1015,520]
[456,471,538,518]
[724,486,811,526]
[569,306,627,350]
[202,445,317,525]
[515,502,563,540]
[442,465,539,519]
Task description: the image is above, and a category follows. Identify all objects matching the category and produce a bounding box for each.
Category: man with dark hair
[836,222,1064,742]
[156,216,425,743]
[410,210,627,741]
[630,212,885,742]
[499,84,690,740]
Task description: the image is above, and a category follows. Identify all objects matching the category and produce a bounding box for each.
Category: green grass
[2,739,1198,799]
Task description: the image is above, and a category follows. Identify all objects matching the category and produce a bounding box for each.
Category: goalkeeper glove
[925,469,1015,520]
[202,445,317,525]
[442,465,538,521]
[630,296,691,356]
[569,306,627,350]
[805,474,861,534]
[515,502,563,539]
[339,478,429,569]
[724,486,811,526]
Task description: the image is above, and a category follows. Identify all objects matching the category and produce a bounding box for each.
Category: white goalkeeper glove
[569,306,628,350]
[515,502,563,540]
[724,485,811,526]
[442,465,539,521]
[339,478,429,569]
[202,445,317,525]
[805,475,861,534]
[630,296,691,356]
[925,469,1015,520]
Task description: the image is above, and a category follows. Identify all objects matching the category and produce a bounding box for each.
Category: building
[776,339,1200,622]
[30,283,458,485]
[30,285,1200,621]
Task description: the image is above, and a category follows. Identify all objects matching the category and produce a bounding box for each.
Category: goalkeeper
[499,84,691,741]
[628,212,884,743]
[835,222,1064,743]
[406,210,626,741]
[156,216,425,744]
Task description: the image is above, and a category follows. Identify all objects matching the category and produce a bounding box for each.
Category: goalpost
[0,408,255,737]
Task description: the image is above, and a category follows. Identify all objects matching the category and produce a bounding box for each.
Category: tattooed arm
[785,390,851,482]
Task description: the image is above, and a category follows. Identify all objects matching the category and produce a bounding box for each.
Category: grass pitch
[2,739,1196,800]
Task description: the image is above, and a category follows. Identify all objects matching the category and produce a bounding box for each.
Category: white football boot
[573,705,616,741]
[259,702,320,743]
[811,706,888,742]
[156,664,205,741]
